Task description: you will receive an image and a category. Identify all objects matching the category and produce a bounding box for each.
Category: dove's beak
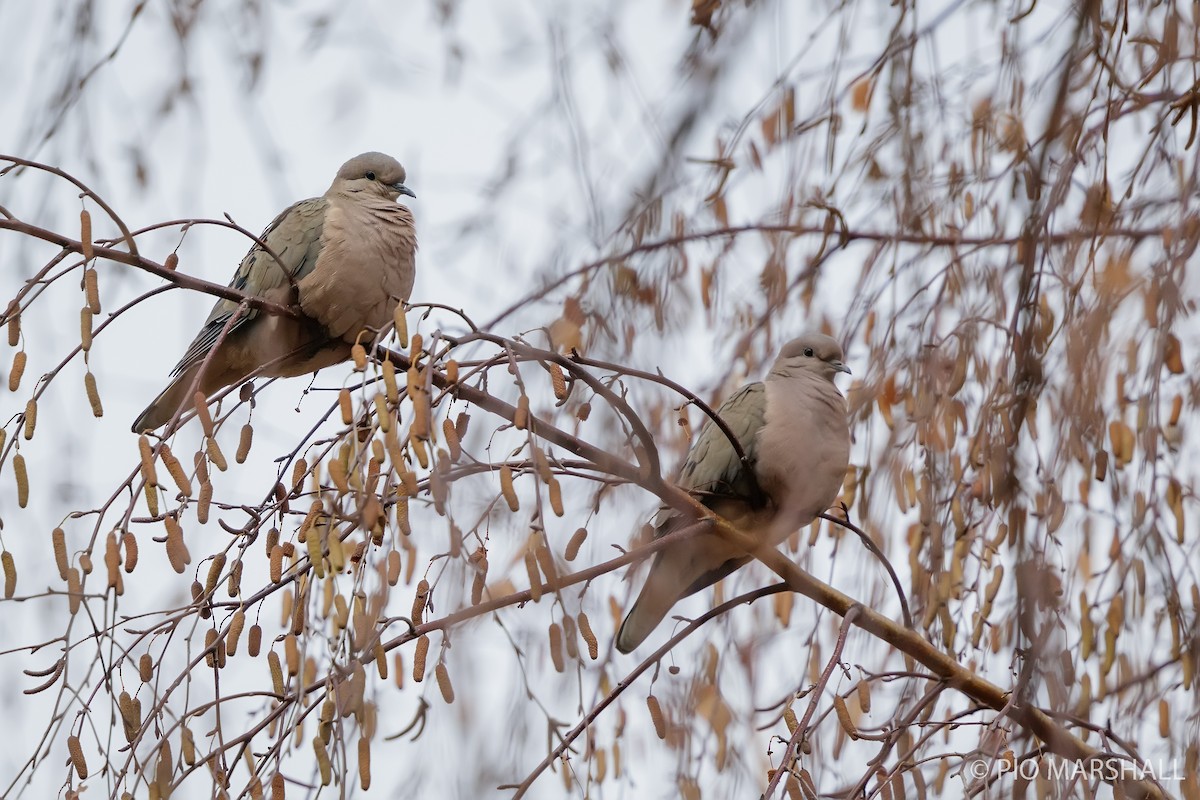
[831,360,852,375]
[394,183,416,199]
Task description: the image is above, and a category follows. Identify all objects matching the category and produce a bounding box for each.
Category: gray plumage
[616,333,851,653]
[134,152,417,432]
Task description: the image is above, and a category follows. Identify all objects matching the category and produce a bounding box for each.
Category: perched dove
[616,333,851,653]
[133,152,417,432]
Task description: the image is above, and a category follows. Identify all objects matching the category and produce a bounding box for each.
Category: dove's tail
[132,365,205,433]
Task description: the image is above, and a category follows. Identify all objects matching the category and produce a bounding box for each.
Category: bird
[133,152,417,433]
[615,333,851,653]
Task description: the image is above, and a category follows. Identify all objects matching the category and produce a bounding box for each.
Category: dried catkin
[548,623,564,672]
[226,609,246,652]
[8,350,25,391]
[67,734,88,778]
[549,362,568,400]
[646,695,666,739]
[80,307,93,351]
[194,394,214,436]
[6,301,20,346]
[313,736,332,785]
[137,435,159,487]
[412,636,429,682]
[513,394,530,429]
[122,532,138,572]
[358,737,371,790]
[565,527,587,561]
[2,551,16,598]
[499,465,519,512]
[206,437,228,472]
[23,398,36,439]
[578,612,599,660]
[52,527,69,580]
[14,453,29,508]
[67,567,81,614]
[248,624,262,657]
[84,268,100,313]
[79,210,93,260]
[548,477,564,516]
[435,662,454,703]
[84,371,103,417]
[164,515,190,573]
[236,424,253,463]
[205,553,226,596]
[411,579,430,625]
[139,653,154,682]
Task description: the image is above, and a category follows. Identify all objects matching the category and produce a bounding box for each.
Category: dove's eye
[366,171,376,181]
[803,347,814,357]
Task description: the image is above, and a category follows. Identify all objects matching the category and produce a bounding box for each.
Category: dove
[616,333,851,653]
[133,152,417,432]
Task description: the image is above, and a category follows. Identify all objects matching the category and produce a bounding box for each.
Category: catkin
[513,394,530,429]
[164,515,190,573]
[833,695,858,739]
[84,268,100,313]
[248,624,262,657]
[412,579,430,625]
[338,388,354,425]
[313,736,332,785]
[8,350,25,391]
[204,629,219,667]
[565,527,587,561]
[236,424,253,463]
[104,532,120,590]
[79,210,94,261]
[647,695,666,739]
[548,477,564,516]
[381,358,399,404]
[197,480,212,524]
[548,623,565,672]
[122,532,138,572]
[442,418,461,461]
[195,393,214,436]
[578,612,598,660]
[271,772,284,800]
[206,437,228,472]
[138,435,159,487]
[6,301,19,346]
[499,465,519,512]
[412,636,429,682]
[14,453,28,507]
[524,551,542,601]
[227,559,242,597]
[225,609,243,652]
[857,680,872,713]
[84,371,103,417]
[139,653,154,682]
[358,737,371,790]
[2,550,15,598]
[80,307,93,351]
[386,550,401,585]
[52,527,69,580]
[393,303,408,347]
[549,362,568,399]
[352,343,367,370]
[181,725,196,766]
[23,398,36,439]
[205,553,226,596]
[268,651,284,695]
[373,394,390,432]
[67,567,81,614]
[144,481,159,518]
[445,359,458,385]
[164,252,179,271]
[435,663,455,703]
[67,734,88,778]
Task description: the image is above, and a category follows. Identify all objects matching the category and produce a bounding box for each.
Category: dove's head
[769,332,851,382]
[330,152,415,201]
